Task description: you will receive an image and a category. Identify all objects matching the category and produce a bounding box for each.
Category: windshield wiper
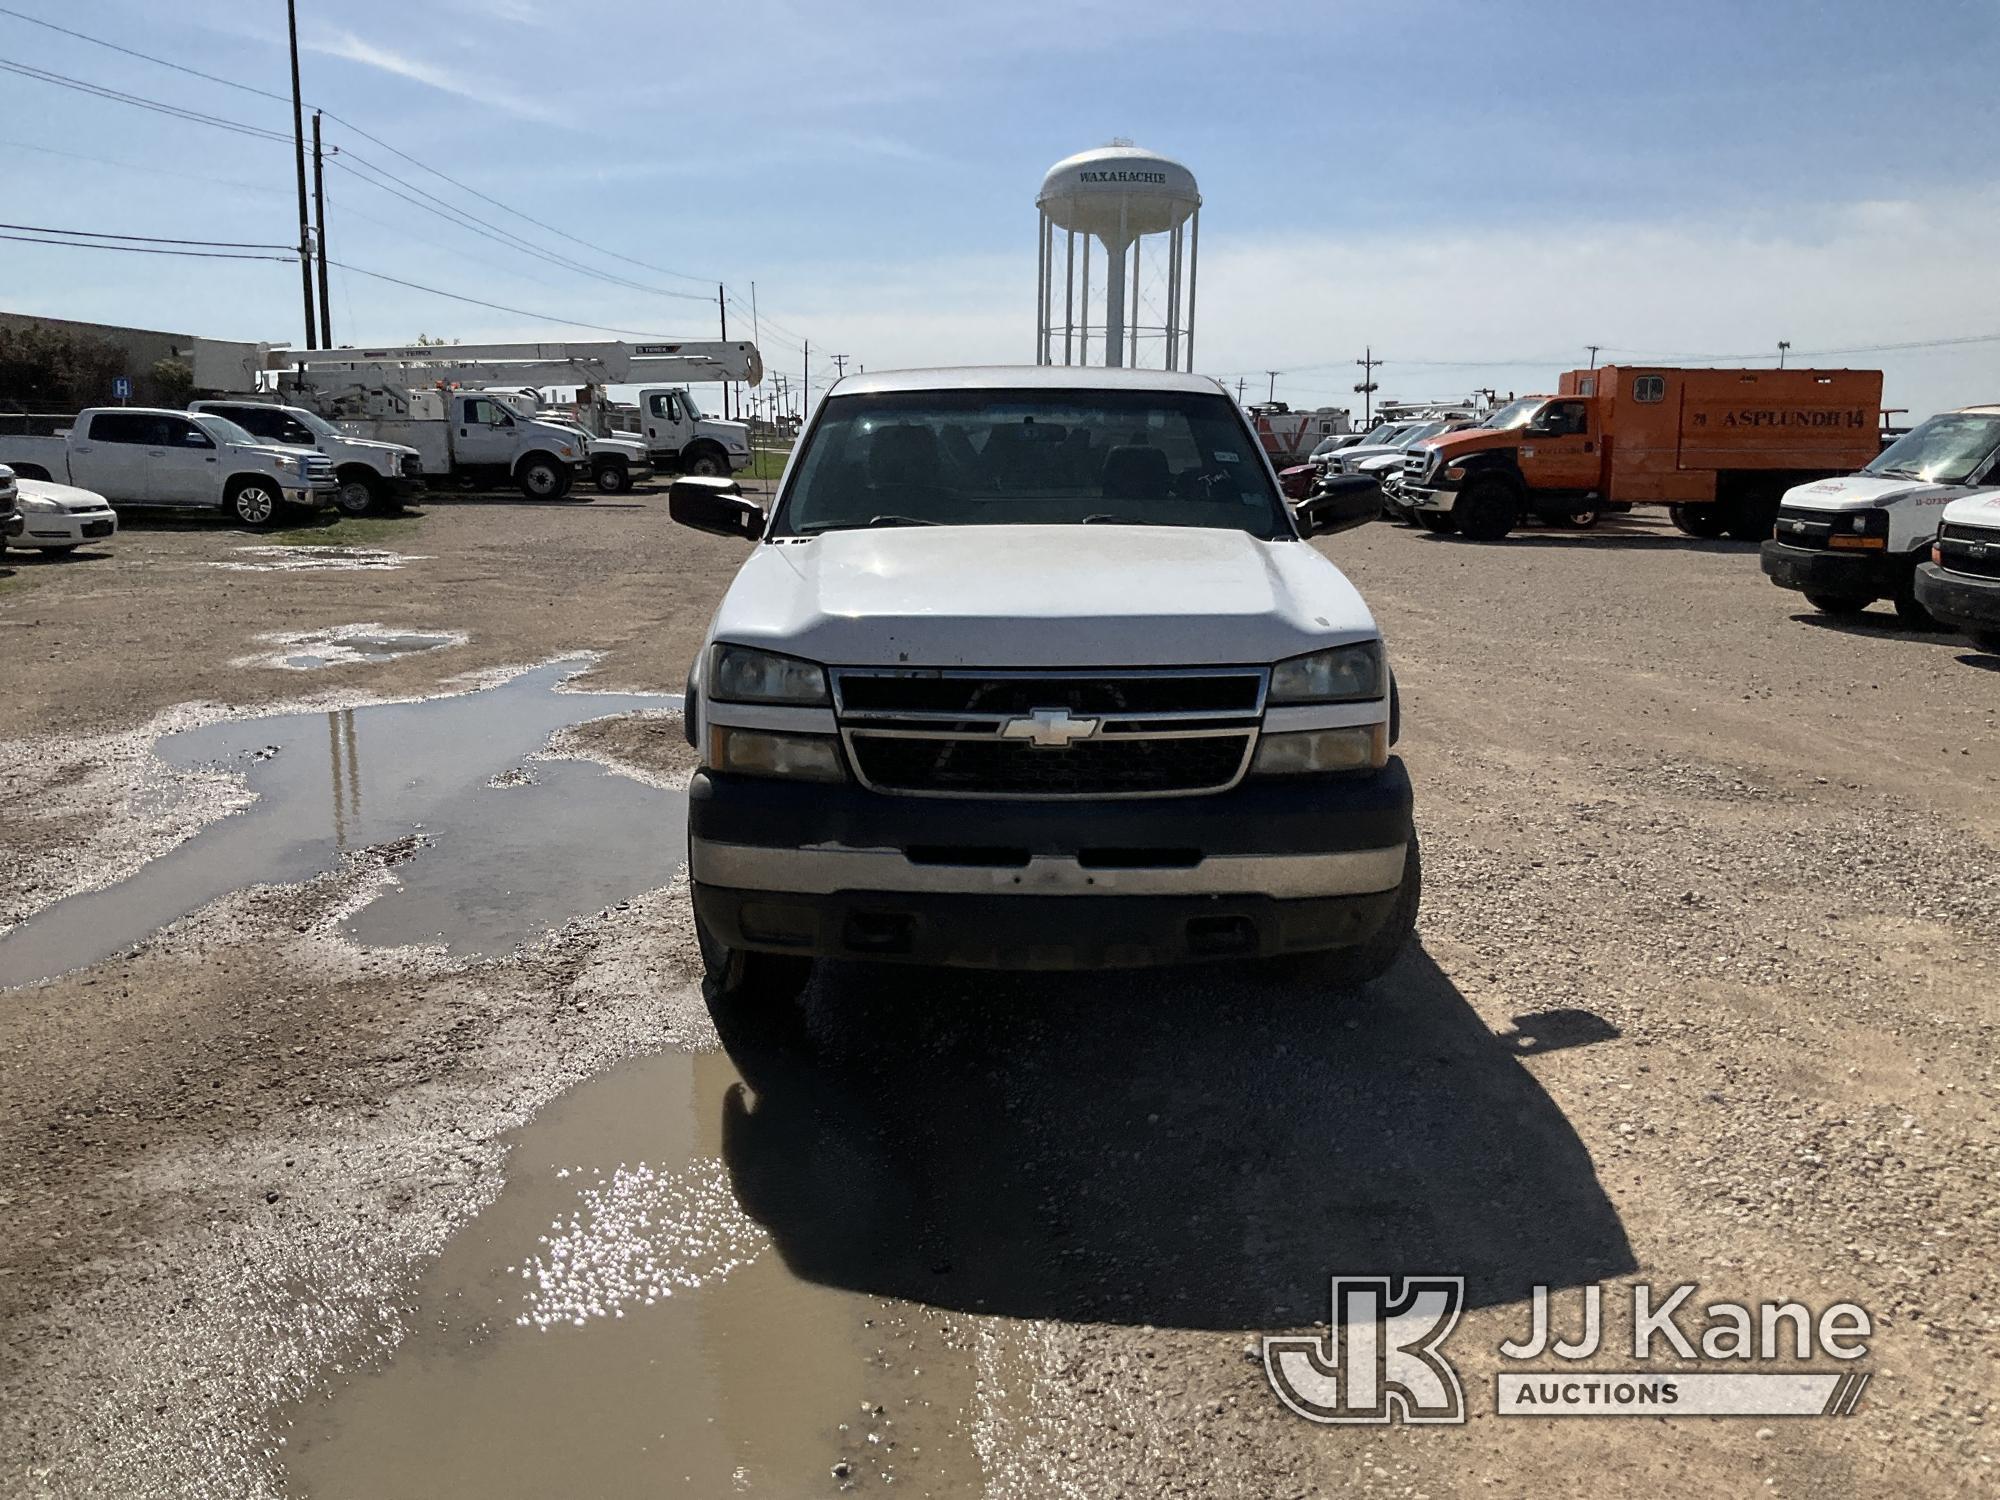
[800,514,942,534]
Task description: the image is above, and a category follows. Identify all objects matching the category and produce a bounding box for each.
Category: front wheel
[1969,631,2000,655]
[1269,833,1422,993]
[1892,579,1940,630]
[335,474,378,516]
[1454,480,1519,542]
[517,456,570,500]
[228,478,282,528]
[683,447,730,479]
[694,890,813,1015]
[593,461,632,495]
[1804,591,1871,617]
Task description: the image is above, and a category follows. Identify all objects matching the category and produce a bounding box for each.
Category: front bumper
[2,509,22,539]
[12,507,117,547]
[1759,541,1908,598]
[1914,562,2000,633]
[688,761,1414,969]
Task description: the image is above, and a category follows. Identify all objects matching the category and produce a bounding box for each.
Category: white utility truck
[191,399,426,515]
[1761,405,2000,626]
[667,365,1415,1008]
[1915,487,2000,653]
[0,408,335,525]
[263,340,762,497]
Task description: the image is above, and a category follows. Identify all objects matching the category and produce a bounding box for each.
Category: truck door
[643,391,687,457]
[454,396,518,469]
[1518,399,1602,494]
[149,416,224,506]
[71,411,159,500]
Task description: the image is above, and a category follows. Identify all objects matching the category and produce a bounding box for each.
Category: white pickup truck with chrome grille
[668,366,1416,1007]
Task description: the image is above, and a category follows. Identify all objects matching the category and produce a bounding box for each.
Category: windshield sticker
[1215,450,1241,463]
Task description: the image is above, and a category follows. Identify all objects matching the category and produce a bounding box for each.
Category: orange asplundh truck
[1395,366,1883,541]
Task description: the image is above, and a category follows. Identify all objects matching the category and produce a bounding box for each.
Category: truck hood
[708,524,1379,668]
[337,435,421,460]
[1780,472,1968,511]
[697,418,751,452]
[1424,428,1517,461]
[1938,489,2000,529]
[17,476,112,512]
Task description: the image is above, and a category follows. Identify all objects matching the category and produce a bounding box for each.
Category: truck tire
[1970,631,2000,655]
[1725,496,1780,542]
[335,471,379,517]
[227,477,282,528]
[1671,503,1730,538]
[593,459,632,495]
[517,455,570,500]
[1271,832,1422,993]
[1804,591,1871,617]
[1414,511,1458,534]
[1454,479,1519,541]
[683,444,730,479]
[1892,577,1940,630]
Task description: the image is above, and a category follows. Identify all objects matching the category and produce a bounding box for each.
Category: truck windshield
[198,415,259,446]
[281,408,338,440]
[1864,412,2000,485]
[681,390,704,421]
[1359,422,1407,445]
[774,388,1291,539]
[1479,397,1546,430]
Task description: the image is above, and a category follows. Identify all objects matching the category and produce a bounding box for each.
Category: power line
[2,136,288,198]
[0,219,293,250]
[0,7,721,295]
[326,259,683,339]
[0,232,291,262]
[0,57,290,142]
[0,4,292,104]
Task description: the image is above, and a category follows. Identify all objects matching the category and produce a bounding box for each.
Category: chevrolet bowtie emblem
[1000,707,1101,748]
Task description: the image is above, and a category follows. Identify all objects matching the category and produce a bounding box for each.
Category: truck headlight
[707,726,845,781]
[1268,641,1385,704]
[708,643,830,705]
[1251,724,1387,774]
[558,444,575,457]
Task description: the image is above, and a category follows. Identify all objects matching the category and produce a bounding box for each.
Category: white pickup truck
[1760,405,2000,626]
[191,399,425,516]
[0,408,336,526]
[668,366,1415,1007]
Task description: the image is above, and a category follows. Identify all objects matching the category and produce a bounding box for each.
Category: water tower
[1035,144,1200,370]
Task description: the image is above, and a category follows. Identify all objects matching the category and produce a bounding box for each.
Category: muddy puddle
[0,662,684,987]
[280,1047,986,1497]
[212,546,426,572]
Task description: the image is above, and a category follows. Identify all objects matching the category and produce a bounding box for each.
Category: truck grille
[831,667,1267,799]
[400,453,424,478]
[1937,522,2000,580]
[303,455,336,487]
[1772,506,1839,550]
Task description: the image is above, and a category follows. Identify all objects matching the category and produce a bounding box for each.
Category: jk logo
[1264,1276,1467,1425]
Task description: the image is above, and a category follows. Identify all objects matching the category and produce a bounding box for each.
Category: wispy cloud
[304,27,570,127]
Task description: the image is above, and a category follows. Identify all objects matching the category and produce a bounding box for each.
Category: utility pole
[803,339,809,419]
[717,284,729,419]
[832,353,849,379]
[1778,340,1791,369]
[1234,377,1247,404]
[311,111,332,346]
[1264,370,1280,403]
[1586,344,1601,369]
[750,280,763,438]
[1354,346,1382,425]
[285,0,317,350]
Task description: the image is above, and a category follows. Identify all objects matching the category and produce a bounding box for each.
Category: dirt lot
[1,491,1995,1498]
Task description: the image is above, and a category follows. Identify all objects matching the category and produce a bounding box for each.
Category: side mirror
[1296,473,1380,537]
[669,475,764,540]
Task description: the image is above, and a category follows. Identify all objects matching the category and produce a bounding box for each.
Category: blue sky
[4,0,1997,417]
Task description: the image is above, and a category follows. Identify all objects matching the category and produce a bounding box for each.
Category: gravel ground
[0,495,1993,1497]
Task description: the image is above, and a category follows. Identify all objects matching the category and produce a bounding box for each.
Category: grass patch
[269,514,424,547]
[747,444,794,482]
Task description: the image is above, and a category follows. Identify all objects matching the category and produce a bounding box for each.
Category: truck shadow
[1789,612,1965,645]
[713,946,1633,1330]
[1415,528,1752,555]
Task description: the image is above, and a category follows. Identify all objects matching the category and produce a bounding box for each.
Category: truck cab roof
[831,365,1230,399]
